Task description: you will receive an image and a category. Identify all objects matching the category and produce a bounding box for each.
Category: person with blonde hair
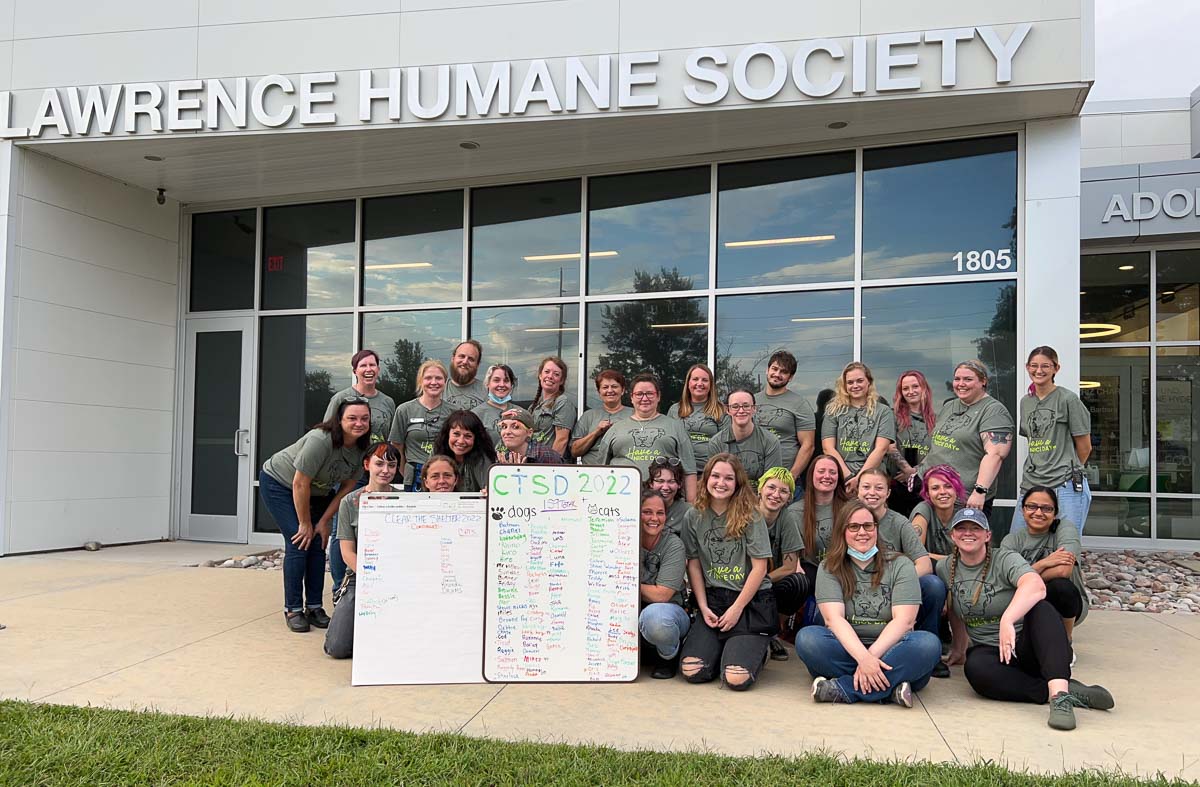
[821,361,895,495]
[667,363,730,470]
[678,453,778,690]
[530,356,576,456]
[388,359,454,489]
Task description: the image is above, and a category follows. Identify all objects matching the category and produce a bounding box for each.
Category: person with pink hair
[910,464,966,562]
[887,370,937,517]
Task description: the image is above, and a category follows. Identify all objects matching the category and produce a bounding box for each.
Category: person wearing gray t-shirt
[445,340,486,411]
[637,490,690,679]
[708,389,782,489]
[755,350,816,484]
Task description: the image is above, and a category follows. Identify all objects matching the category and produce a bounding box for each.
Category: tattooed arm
[967,430,1012,508]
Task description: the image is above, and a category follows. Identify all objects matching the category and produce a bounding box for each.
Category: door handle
[234,429,249,457]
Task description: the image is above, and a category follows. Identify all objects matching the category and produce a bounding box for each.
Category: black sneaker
[305,607,331,629]
[768,638,789,661]
[931,660,951,679]
[651,654,679,680]
[285,611,310,633]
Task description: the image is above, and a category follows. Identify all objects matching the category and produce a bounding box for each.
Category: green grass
[0,700,1188,786]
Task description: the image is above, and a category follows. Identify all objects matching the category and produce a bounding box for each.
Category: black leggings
[772,572,812,617]
[963,600,1071,704]
[1044,577,1084,621]
[681,587,778,691]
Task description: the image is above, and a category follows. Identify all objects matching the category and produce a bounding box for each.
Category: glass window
[1080,347,1150,494]
[190,209,256,312]
[469,304,580,404]
[1157,498,1200,540]
[362,310,463,406]
[363,191,463,306]
[1156,347,1200,494]
[863,136,1017,280]
[587,167,710,295]
[585,297,708,411]
[861,281,1017,497]
[255,313,354,532]
[470,180,581,301]
[1085,495,1150,539]
[1155,248,1200,341]
[717,152,855,288]
[261,201,356,310]
[1080,252,1150,343]
[714,290,853,404]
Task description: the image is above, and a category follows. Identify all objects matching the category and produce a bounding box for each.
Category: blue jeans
[796,626,942,702]
[328,476,367,589]
[639,603,691,659]
[1011,477,1092,534]
[258,470,329,613]
[918,573,947,639]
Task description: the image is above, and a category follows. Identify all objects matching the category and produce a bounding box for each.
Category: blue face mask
[847,545,879,561]
[488,392,512,405]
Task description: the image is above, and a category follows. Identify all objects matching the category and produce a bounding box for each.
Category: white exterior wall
[0,150,181,553]
[1081,99,1193,168]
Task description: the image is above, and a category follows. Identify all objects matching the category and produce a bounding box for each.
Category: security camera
[156,188,166,206]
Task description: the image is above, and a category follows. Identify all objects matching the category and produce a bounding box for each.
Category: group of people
[258,340,1113,730]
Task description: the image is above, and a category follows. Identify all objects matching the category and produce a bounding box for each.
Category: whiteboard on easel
[351,492,487,686]
[483,465,641,683]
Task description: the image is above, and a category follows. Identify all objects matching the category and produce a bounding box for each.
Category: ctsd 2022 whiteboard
[352,493,487,686]
[483,464,641,683]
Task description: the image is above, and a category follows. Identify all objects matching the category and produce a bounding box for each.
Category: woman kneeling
[679,453,778,690]
[638,490,690,679]
[941,508,1113,730]
[796,500,940,707]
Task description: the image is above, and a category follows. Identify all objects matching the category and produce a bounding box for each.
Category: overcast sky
[1090,0,1200,102]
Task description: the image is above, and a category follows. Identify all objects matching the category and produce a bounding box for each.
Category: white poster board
[351,492,487,686]
[483,465,641,683]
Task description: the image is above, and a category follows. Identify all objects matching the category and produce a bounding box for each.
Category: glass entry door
[181,317,255,542]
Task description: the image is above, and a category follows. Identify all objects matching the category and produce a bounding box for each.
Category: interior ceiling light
[459,141,480,150]
[1118,265,1135,271]
[1079,381,1101,389]
[827,121,848,129]
[724,235,835,248]
[523,327,576,332]
[143,154,164,162]
[1162,290,1176,296]
[1079,323,1122,339]
[650,322,708,329]
[790,316,855,323]
[363,262,433,270]
[523,251,618,262]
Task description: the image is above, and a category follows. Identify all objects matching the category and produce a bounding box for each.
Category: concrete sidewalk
[1,543,1196,779]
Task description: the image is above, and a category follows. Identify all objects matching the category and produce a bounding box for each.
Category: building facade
[0,2,1116,554]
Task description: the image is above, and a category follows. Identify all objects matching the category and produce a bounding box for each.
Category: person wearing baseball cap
[495,407,563,465]
[937,507,1114,730]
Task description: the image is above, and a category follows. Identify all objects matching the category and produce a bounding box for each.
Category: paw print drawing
[491,506,505,521]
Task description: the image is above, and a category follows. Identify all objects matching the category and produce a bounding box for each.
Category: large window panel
[261,201,356,310]
[1086,496,1150,539]
[1155,248,1200,341]
[1157,498,1200,540]
[1156,347,1200,494]
[717,152,855,288]
[863,136,1017,280]
[588,167,710,295]
[714,290,853,404]
[363,191,463,306]
[1080,252,1150,344]
[861,281,1017,497]
[585,297,708,411]
[1080,347,1150,494]
[470,304,580,404]
[255,313,354,532]
[190,209,256,312]
[362,310,463,406]
[471,180,581,301]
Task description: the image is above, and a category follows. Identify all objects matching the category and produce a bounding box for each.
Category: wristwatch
[973,484,988,495]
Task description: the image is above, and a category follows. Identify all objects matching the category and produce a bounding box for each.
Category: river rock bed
[199,549,285,570]
[1083,549,1200,614]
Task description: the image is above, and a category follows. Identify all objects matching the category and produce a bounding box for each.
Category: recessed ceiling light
[143,155,164,162]
[1079,291,1086,296]
[1079,323,1122,339]
[1118,265,1134,271]
[459,141,480,150]
[827,121,848,129]
[1162,290,1176,296]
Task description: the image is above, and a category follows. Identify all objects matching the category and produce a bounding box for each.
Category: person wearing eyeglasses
[388,359,454,490]
[494,407,564,465]
[1013,346,1093,533]
[796,500,940,707]
[260,399,372,633]
[598,373,697,500]
[648,456,692,536]
[638,488,689,679]
[821,362,895,497]
[667,363,730,471]
[1001,486,1087,649]
[940,508,1113,731]
[572,369,633,465]
[708,388,782,490]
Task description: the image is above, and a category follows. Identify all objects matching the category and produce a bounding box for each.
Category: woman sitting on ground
[679,453,778,691]
[1000,486,1088,647]
[796,500,941,707]
[648,456,692,536]
[420,454,461,492]
[494,407,564,464]
[432,410,496,492]
[941,508,1113,730]
[909,464,965,563]
[638,489,690,679]
[324,443,401,659]
[756,467,808,662]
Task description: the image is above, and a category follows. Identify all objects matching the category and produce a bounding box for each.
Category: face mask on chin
[847,545,879,561]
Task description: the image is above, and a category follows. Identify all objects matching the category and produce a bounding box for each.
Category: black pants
[889,480,922,518]
[680,586,778,690]
[1043,577,1084,620]
[772,572,812,616]
[963,600,1071,704]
